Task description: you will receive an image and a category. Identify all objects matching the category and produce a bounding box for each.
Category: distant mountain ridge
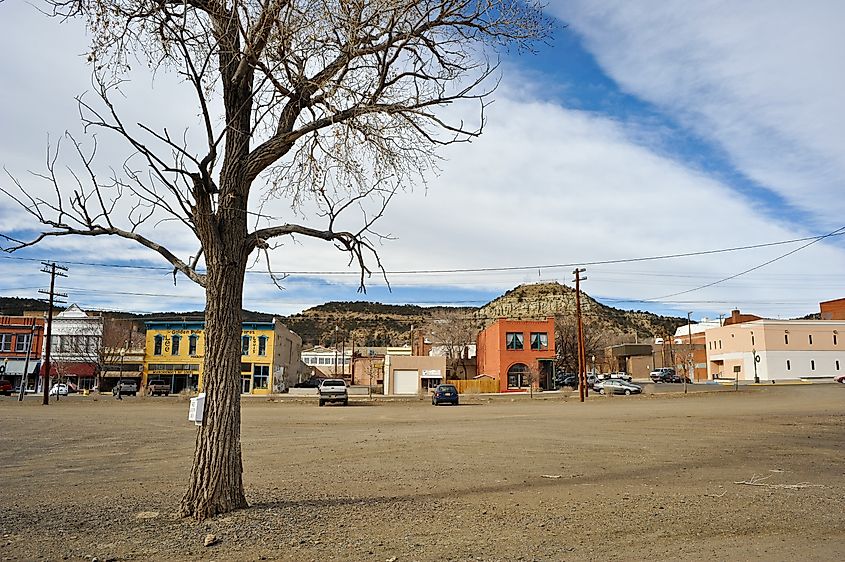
[1,282,784,348]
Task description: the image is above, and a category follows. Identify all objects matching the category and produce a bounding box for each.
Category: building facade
[705,319,845,381]
[143,318,302,394]
[384,354,448,395]
[47,304,103,390]
[476,318,556,392]
[0,315,45,391]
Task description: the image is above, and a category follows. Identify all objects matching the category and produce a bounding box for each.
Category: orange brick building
[476,318,555,392]
[0,316,46,391]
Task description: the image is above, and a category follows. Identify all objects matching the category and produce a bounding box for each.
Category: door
[393,370,419,395]
[241,375,251,394]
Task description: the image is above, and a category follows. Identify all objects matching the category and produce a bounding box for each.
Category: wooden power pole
[573,268,587,402]
[39,262,67,405]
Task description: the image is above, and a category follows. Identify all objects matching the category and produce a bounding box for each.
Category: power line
[1,230,843,276]
[650,224,845,300]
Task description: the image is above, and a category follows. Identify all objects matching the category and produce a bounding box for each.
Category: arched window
[507,363,530,389]
[153,335,163,355]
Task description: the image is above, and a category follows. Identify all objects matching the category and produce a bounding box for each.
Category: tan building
[384,355,447,395]
[705,319,844,382]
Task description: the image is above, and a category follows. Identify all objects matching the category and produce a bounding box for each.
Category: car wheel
[624,389,632,396]
[318,400,325,407]
[454,400,459,406]
[599,389,605,395]
[343,399,349,406]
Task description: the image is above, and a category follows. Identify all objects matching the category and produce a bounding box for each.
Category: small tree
[424,310,478,380]
[1,0,548,519]
[554,315,608,374]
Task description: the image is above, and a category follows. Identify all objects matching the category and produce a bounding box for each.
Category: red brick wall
[477,318,555,392]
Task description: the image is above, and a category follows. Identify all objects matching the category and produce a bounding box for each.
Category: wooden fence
[445,379,499,394]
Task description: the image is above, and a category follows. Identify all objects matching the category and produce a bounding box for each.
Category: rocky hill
[1,283,693,347]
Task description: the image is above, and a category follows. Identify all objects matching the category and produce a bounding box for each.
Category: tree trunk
[179,262,249,520]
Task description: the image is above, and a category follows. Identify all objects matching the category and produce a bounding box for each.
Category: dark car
[431,384,459,406]
[555,373,578,389]
[294,377,325,388]
[0,379,13,396]
[650,368,676,383]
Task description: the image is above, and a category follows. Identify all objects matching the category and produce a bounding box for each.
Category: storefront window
[253,365,269,389]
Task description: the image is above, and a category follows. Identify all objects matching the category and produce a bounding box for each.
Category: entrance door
[241,375,251,394]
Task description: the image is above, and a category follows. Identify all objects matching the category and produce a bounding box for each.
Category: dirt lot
[1,385,843,561]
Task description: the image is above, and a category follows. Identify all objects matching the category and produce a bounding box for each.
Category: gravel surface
[1,385,843,561]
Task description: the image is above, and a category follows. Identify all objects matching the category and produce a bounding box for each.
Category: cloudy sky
[1,1,843,322]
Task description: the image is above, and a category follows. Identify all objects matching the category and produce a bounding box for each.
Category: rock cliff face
[1,283,691,347]
[476,282,689,341]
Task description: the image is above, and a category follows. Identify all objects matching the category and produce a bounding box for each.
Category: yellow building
[142,318,302,395]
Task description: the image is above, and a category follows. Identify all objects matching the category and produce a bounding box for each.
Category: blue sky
[1,1,844,323]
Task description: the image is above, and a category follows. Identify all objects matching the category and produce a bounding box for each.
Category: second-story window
[506,332,524,350]
[153,335,163,355]
[0,333,12,352]
[16,334,32,353]
[258,336,267,356]
[241,335,250,355]
[530,332,548,351]
[189,334,198,355]
[171,335,181,355]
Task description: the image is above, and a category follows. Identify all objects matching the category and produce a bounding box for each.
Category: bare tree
[424,310,478,380]
[1,1,548,519]
[554,315,609,374]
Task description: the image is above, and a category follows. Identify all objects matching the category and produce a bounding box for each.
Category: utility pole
[685,312,693,394]
[333,325,339,377]
[39,262,68,405]
[573,268,587,402]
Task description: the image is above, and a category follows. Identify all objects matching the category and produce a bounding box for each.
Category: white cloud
[1,2,843,321]
[550,0,845,224]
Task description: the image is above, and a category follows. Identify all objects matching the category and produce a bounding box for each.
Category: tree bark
[179,259,249,519]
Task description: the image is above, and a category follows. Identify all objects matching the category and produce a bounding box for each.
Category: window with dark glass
[809,334,813,345]
[0,333,11,352]
[14,334,31,353]
[253,365,269,389]
[786,359,791,371]
[506,332,524,350]
[530,332,548,351]
[242,335,250,355]
[507,363,529,388]
[189,334,198,355]
[154,335,163,355]
[258,335,267,356]
[811,360,815,370]
[784,333,789,344]
[171,335,180,355]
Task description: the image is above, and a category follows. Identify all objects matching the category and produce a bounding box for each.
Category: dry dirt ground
[1,385,843,561]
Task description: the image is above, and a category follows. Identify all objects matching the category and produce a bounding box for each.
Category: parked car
[318,378,348,406]
[834,373,845,384]
[0,379,13,396]
[146,379,171,396]
[431,384,459,406]
[49,383,70,396]
[595,379,643,396]
[555,373,578,389]
[113,379,138,397]
[294,377,325,388]
[650,368,676,383]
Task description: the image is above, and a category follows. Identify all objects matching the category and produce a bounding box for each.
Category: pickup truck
[147,379,171,396]
[318,379,348,406]
[113,379,138,397]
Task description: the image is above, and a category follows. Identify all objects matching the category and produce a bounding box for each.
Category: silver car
[595,379,642,396]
